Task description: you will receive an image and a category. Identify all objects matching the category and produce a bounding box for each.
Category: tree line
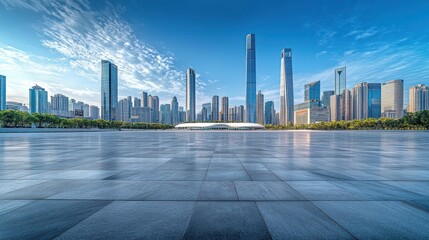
[0,110,173,130]
[265,110,429,130]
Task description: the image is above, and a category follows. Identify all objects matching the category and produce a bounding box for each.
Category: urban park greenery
[1,110,429,130]
[0,110,173,130]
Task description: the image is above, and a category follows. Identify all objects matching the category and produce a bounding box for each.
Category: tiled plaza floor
[0,130,429,239]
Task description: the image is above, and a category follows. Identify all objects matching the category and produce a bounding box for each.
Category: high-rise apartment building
[221,97,229,122]
[150,95,160,122]
[256,90,264,124]
[265,101,275,125]
[186,68,196,122]
[90,105,100,119]
[408,84,429,113]
[51,94,69,116]
[280,48,294,125]
[134,97,141,107]
[202,103,211,121]
[160,104,172,124]
[141,92,148,107]
[381,79,403,119]
[118,98,131,122]
[245,34,256,123]
[351,82,381,120]
[171,96,179,125]
[305,80,320,102]
[212,95,219,121]
[0,75,5,110]
[101,60,118,121]
[29,85,48,114]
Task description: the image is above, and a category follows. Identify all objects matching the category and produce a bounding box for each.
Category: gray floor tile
[235,181,304,200]
[198,181,238,200]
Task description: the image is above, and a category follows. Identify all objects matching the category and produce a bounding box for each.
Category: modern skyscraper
[335,67,346,95]
[150,95,160,122]
[171,96,179,125]
[134,97,141,107]
[51,94,69,116]
[0,75,5,111]
[212,95,219,121]
[90,105,100,119]
[83,104,90,118]
[221,97,229,122]
[351,82,381,120]
[408,84,429,113]
[245,34,256,123]
[280,48,294,125]
[256,90,264,124]
[160,104,172,124]
[101,60,118,121]
[381,79,403,119]
[141,92,148,107]
[186,68,196,122]
[330,95,341,121]
[202,103,211,121]
[29,85,48,114]
[265,101,275,125]
[118,98,130,122]
[322,90,335,108]
[305,80,320,102]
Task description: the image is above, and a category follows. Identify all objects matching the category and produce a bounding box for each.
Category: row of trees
[0,110,173,130]
[265,110,429,130]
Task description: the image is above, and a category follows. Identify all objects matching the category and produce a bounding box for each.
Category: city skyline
[1,0,428,110]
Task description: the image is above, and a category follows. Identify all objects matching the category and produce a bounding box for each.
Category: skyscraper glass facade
[186,68,196,122]
[367,83,381,119]
[335,67,346,95]
[29,85,48,114]
[0,75,6,111]
[280,48,294,125]
[212,95,219,121]
[304,80,320,102]
[101,60,118,121]
[245,34,256,123]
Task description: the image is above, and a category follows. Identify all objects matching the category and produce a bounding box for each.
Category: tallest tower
[245,34,256,123]
[280,48,294,125]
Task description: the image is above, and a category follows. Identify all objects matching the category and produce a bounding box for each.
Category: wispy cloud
[346,26,378,40]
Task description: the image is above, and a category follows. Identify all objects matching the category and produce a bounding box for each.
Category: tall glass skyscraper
[280,48,294,125]
[351,82,381,119]
[212,95,219,121]
[304,80,320,102]
[265,101,275,125]
[245,34,256,123]
[367,83,381,119]
[101,60,118,121]
[0,75,5,111]
[186,68,196,122]
[171,96,179,125]
[141,92,148,107]
[335,67,346,95]
[221,97,229,122]
[256,90,264,124]
[29,85,48,114]
[322,90,335,108]
[381,79,403,118]
[409,84,429,113]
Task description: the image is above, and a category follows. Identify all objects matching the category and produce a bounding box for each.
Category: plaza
[0,130,429,239]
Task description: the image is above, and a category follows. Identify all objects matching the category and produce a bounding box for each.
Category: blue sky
[1,0,428,110]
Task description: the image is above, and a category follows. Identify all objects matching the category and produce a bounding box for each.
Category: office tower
[342,89,352,121]
[322,90,335,108]
[29,85,48,114]
[381,79,404,118]
[179,107,186,123]
[245,34,256,123]
[228,107,235,121]
[408,84,429,113]
[212,95,219,121]
[202,103,211,121]
[171,96,179,125]
[90,105,100,119]
[186,68,196,122]
[0,75,5,110]
[305,80,320,102]
[50,94,69,116]
[351,82,381,120]
[280,48,294,125]
[83,104,90,118]
[265,101,275,124]
[134,97,141,107]
[127,96,132,120]
[101,60,118,121]
[335,67,346,95]
[141,92,148,107]
[150,95,160,122]
[330,95,341,121]
[256,90,264,124]
[221,97,229,122]
[160,104,172,124]
[201,107,208,121]
[118,98,130,122]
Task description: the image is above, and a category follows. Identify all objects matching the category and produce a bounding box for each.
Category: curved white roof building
[175,122,265,130]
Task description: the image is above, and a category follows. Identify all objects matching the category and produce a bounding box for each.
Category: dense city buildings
[256,90,264,124]
[381,80,404,119]
[280,48,294,125]
[51,94,69,116]
[330,67,348,121]
[134,97,141,108]
[130,106,151,123]
[149,95,160,122]
[29,85,48,114]
[265,101,275,124]
[0,75,5,111]
[118,98,131,122]
[305,80,320,102]
[294,80,329,125]
[211,95,219,121]
[160,104,172,124]
[245,34,257,123]
[221,97,229,122]
[90,105,100,119]
[202,103,211,121]
[101,60,118,121]
[322,90,334,108]
[186,68,196,122]
[408,84,429,113]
